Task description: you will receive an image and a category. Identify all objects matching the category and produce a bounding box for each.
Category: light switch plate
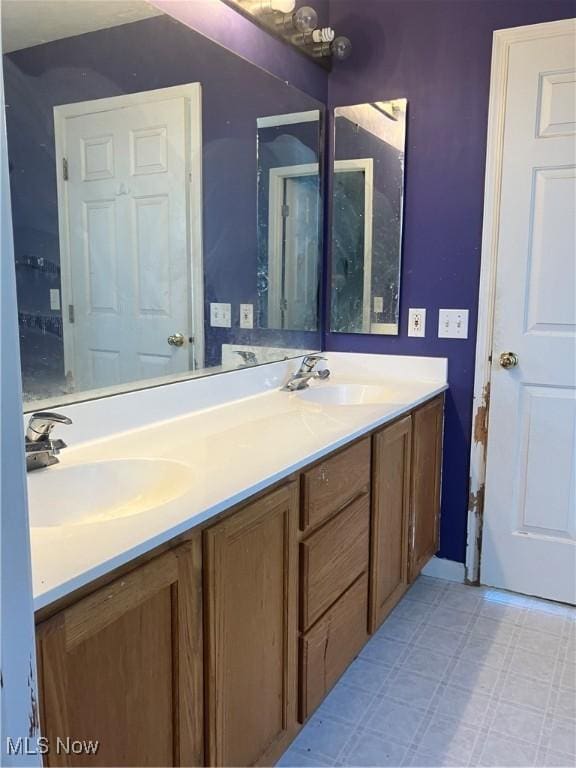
[210,302,231,328]
[50,288,61,311]
[408,308,426,337]
[240,303,253,329]
[438,308,469,339]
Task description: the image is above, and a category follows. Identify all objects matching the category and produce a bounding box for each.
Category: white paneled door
[283,173,320,331]
[56,85,202,392]
[481,21,576,603]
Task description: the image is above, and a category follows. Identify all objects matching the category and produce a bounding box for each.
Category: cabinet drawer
[300,493,370,630]
[301,438,370,531]
[299,574,368,722]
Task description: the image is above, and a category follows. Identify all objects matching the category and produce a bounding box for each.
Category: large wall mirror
[330,100,406,335]
[1,0,324,409]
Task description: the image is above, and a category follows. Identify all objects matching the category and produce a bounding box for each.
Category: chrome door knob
[167,332,185,347]
[499,351,519,369]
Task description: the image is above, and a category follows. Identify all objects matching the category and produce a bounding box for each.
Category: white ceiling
[2,0,164,53]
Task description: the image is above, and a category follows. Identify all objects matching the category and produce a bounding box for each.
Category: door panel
[132,195,171,315]
[62,92,197,391]
[525,167,575,333]
[518,386,575,539]
[283,175,319,331]
[84,200,118,313]
[481,22,576,602]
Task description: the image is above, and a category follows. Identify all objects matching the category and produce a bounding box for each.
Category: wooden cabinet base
[34,395,444,767]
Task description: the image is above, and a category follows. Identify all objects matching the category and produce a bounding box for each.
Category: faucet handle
[26,411,72,443]
[301,354,327,372]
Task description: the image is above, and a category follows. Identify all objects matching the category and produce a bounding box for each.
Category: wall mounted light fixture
[221,0,352,68]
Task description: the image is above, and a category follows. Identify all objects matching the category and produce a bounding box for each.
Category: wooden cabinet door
[204,482,298,768]
[299,574,368,721]
[409,396,444,582]
[369,415,412,632]
[36,541,203,768]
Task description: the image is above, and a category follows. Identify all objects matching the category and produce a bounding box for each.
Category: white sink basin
[296,383,396,407]
[27,458,192,528]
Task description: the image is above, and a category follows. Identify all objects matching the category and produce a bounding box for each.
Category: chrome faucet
[282,354,330,392]
[25,411,72,471]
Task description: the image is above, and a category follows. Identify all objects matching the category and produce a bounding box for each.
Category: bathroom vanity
[31,354,446,768]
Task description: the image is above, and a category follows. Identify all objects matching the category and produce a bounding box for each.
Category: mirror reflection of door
[331,159,373,334]
[257,110,321,332]
[267,164,319,331]
[55,85,203,392]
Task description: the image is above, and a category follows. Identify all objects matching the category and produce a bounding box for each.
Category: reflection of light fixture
[374,100,402,121]
[331,35,352,61]
[224,1,352,64]
[251,0,296,12]
[312,27,335,43]
[284,5,318,34]
[294,5,318,32]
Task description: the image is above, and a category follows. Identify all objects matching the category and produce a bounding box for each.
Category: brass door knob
[499,351,519,369]
[167,332,185,347]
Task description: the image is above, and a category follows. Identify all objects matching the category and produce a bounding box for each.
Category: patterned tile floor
[278,576,576,767]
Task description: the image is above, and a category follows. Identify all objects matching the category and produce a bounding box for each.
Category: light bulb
[293,5,318,33]
[331,35,352,61]
[269,0,296,11]
[312,27,335,43]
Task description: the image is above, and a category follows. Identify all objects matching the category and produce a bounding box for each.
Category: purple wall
[326,0,575,563]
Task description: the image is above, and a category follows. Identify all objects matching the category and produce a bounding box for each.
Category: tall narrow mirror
[330,99,406,335]
[257,110,321,333]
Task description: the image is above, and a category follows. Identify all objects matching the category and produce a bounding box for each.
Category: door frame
[256,109,319,130]
[0,31,42,761]
[465,18,576,584]
[53,83,204,386]
[267,158,373,330]
[267,162,319,328]
[331,157,374,333]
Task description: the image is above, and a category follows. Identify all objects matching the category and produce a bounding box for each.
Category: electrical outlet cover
[438,308,469,339]
[240,303,254,329]
[408,308,426,337]
[49,288,61,311]
[210,302,232,328]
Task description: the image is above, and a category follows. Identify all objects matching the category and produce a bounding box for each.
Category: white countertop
[28,353,448,610]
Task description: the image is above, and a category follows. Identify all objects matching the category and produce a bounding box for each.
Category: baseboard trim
[422,556,466,583]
